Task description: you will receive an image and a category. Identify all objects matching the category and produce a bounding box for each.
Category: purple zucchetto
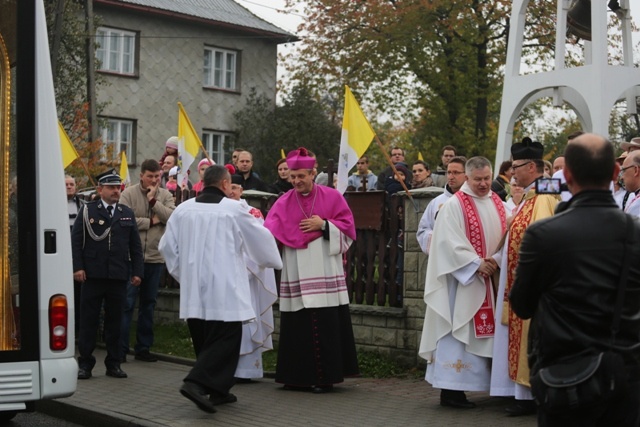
[286,147,316,170]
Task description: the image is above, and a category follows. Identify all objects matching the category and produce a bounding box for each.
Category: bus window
[0,0,19,352]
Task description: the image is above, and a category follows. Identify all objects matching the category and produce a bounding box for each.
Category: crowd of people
[66,140,364,414]
[65,132,640,424]
[417,132,640,426]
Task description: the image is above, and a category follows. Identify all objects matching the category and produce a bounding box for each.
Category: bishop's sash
[455,191,506,339]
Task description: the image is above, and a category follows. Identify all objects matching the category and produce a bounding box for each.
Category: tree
[233,86,342,183]
[45,0,110,186]
[282,0,557,161]
[46,1,90,129]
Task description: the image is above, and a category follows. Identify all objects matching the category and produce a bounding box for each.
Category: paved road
[38,348,537,427]
[7,412,83,427]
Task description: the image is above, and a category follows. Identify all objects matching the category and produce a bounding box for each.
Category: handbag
[530,216,633,413]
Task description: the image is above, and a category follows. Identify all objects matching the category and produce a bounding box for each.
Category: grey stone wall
[95,7,278,171]
[154,187,443,367]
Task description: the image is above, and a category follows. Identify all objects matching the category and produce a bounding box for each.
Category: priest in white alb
[489,138,558,417]
[158,165,282,414]
[419,156,507,409]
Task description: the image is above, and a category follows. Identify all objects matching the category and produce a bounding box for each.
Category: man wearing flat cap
[264,147,359,393]
[489,138,559,416]
[71,170,144,381]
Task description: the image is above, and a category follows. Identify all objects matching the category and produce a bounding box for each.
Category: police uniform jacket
[71,200,144,281]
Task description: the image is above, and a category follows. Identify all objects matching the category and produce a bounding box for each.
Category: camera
[535,177,567,194]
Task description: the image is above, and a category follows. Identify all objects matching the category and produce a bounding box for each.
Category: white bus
[0,0,77,421]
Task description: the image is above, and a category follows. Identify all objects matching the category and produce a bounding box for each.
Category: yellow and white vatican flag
[119,151,131,188]
[177,102,203,188]
[337,86,376,194]
[58,121,79,168]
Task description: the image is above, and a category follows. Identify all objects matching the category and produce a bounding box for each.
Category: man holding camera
[509,133,640,426]
[489,138,559,416]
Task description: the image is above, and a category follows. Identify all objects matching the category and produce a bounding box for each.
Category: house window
[96,27,136,75]
[100,118,135,163]
[203,47,237,90]
[202,131,234,165]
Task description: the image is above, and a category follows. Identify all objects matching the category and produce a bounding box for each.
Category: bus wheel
[0,411,17,423]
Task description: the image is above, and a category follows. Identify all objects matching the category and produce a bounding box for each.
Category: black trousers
[185,319,242,396]
[78,279,126,371]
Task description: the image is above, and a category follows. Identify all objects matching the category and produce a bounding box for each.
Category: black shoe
[77,368,92,380]
[209,392,237,406]
[311,385,334,394]
[180,382,216,413]
[134,350,158,362]
[440,397,477,409]
[105,367,128,378]
[505,400,537,416]
[440,390,476,409]
[234,377,256,384]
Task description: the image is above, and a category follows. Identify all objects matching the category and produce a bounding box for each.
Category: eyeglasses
[621,165,638,173]
[446,171,464,176]
[511,161,532,171]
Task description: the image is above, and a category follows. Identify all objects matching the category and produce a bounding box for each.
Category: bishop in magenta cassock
[264,147,359,394]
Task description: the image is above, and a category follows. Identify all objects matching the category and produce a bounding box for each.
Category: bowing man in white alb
[418,156,506,409]
[158,165,282,414]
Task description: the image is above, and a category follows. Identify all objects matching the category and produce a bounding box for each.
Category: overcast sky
[236,0,302,34]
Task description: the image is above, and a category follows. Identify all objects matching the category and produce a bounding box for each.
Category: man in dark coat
[72,171,144,380]
[510,134,640,426]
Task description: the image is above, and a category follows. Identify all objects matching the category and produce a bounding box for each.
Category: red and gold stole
[505,194,536,383]
[455,191,506,338]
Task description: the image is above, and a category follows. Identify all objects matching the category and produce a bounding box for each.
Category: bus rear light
[49,295,68,351]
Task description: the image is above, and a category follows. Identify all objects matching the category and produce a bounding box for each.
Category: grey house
[93,0,295,173]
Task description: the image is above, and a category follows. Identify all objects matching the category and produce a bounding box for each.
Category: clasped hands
[299,215,324,233]
[478,257,498,278]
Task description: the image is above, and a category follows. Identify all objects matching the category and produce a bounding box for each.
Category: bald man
[510,133,640,426]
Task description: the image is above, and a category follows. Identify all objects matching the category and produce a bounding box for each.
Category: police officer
[71,170,144,380]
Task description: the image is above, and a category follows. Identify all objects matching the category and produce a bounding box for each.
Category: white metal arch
[495,0,640,167]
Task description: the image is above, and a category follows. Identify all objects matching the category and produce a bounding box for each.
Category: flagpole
[77,157,97,188]
[199,142,212,164]
[374,135,419,213]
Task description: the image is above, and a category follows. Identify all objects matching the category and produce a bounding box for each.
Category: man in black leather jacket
[509,133,640,426]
